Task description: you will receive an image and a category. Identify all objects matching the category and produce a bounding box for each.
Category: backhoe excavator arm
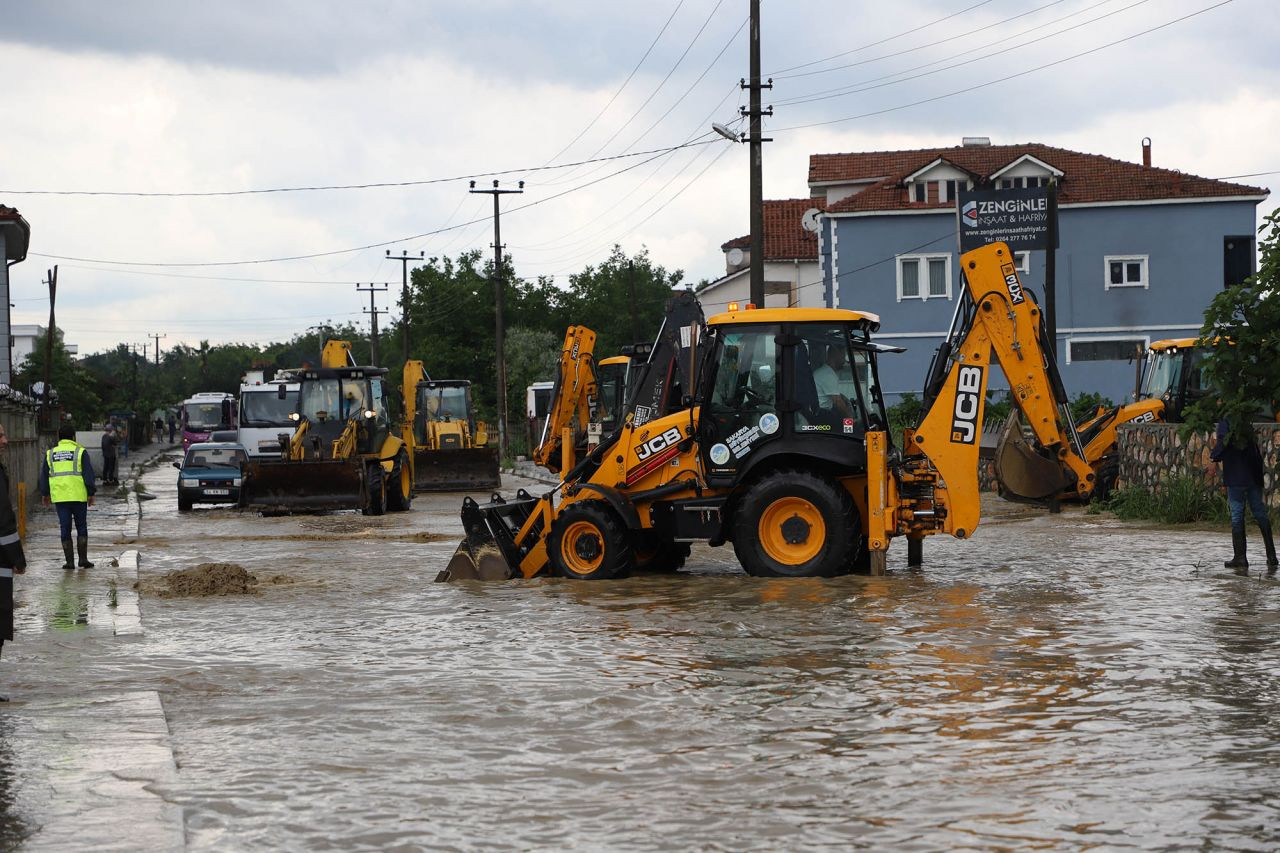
[867,243,1094,563]
[532,326,599,475]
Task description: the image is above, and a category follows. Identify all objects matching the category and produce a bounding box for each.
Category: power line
[774,0,1128,106]
[539,0,687,168]
[771,0,1236,133]
[29,138,718,268]
[0,139,712,198]
[768,0,1002,77]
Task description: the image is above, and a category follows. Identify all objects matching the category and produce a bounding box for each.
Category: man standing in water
[1211,417,1277,573]
[0,424,27,701]
[39,423,95,571]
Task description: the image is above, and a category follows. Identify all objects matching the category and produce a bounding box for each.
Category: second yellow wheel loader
[440,243,1090,582]
[402,361,500,491]
[994,336,1208,502]
[239,341,413,514]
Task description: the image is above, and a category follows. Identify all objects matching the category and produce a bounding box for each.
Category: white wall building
[697,198,825,315]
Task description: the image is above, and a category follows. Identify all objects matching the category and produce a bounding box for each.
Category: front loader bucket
[241,458,365,514]
[413,447,501,492]
[435,490,540,582]
[993,410,1077,503]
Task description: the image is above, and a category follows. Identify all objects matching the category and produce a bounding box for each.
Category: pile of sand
[135,562,297,599]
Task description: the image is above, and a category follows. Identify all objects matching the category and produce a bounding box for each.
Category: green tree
[1184,207,1280,444]
[14,329,102,427]
[559,245,685,358]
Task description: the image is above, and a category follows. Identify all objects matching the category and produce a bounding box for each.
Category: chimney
[1142,137,1151,167]
[962,136,991,147]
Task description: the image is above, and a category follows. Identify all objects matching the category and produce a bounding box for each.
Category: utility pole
[627,259,640,343]
[42,266,57,424]
[149,332,166,366]
[742,0,772,309]
[469,179,524,460]
[387,248,424,364]
[357,283,389,367]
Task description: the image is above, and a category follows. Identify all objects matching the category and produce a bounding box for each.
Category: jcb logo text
[950,365,983,444]
[635,427,682,461]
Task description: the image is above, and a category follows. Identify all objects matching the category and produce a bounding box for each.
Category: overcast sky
[1,0,1275,357]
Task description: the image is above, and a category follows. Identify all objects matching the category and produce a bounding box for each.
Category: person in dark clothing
[38,423,96,571]
[100,425,118,485]
[167,414,176,444]
[0,424,28,702]
[1210,418,1277,573]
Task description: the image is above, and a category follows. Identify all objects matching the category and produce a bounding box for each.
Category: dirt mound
[135,562,298,598]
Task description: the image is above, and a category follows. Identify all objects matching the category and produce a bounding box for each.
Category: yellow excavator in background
[240,340,413,514]
[441,248,1087,583]
[531,325,600,479]
[995,336,1207,502]
[402,360,500,491]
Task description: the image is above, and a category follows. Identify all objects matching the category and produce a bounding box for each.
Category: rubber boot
[1261,520,1279,574]
[76,536,93,569]
[60,539,75,571]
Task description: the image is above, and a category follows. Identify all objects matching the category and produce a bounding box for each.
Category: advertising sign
[957,186,1056,253]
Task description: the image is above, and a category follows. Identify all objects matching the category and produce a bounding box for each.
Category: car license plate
[204,488,230,496]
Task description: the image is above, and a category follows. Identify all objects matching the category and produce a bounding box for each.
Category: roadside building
[12,324,78,377]
[698,198,825,314]
[809,138,1267,404]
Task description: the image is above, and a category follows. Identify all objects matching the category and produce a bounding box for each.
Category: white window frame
[1065,335,1149,365]
[1014,251,1031,273]
[896,253,952,302]
[1104,255,1149,290]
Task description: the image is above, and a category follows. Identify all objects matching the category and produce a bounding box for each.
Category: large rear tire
[363,462,386,517]
[732,470,861,578]
[547,501,633,580]
[386,451,413,512]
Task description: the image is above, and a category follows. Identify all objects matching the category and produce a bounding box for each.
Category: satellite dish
[801,207,822,233]
[726,247,745,267]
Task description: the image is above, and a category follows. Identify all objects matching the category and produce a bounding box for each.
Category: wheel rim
[758,496,825,566]
[561,521,605,576]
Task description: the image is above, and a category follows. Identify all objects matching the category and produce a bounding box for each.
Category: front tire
[178,494,192,513]
[363,462,386,516]
[547,501,633,580]
[386,451,413,512]
[732,470,861,578]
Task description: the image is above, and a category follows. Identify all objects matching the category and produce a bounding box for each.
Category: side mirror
[172,461,182,469]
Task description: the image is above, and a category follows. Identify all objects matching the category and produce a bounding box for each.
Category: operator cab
[1140,339,1206,422]
[595,356,632,434]
[292,366,394,458]
[699,307,892,486]
[414,380,477,445]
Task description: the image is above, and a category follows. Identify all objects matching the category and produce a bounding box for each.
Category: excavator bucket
[993,410,1077,503]
[436,491,540,582]
[412,447,501,492]
[240,458,365,513]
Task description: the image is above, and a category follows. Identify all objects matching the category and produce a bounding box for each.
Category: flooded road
[33,453,1280,849]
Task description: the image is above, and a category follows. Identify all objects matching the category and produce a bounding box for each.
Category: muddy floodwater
[25,456,1280,849]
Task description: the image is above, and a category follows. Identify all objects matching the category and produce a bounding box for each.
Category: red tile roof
[808,143,1267,214]
[720,198,825,260]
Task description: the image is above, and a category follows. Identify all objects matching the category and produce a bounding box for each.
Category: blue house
[811,139,1268,405]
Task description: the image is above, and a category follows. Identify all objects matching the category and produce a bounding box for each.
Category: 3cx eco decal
[950,365,983,444]
[758,412,779,435]
[1001,262,1025,305]
[709,443,731,465]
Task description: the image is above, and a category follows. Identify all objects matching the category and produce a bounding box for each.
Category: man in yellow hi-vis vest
[39,423,97,571]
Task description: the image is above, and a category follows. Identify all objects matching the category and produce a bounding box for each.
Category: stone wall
[1115,422,1280,508]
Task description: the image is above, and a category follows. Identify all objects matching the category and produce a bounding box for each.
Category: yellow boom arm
[533,325,599,475]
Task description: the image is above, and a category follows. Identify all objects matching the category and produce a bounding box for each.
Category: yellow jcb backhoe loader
[532,325,600,479]
[401,360,500,491]
[440,243,1088,581]
[995,336,1207,502]
[240,340,413,514]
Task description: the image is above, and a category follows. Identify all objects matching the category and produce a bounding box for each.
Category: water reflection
[48,584,89,632]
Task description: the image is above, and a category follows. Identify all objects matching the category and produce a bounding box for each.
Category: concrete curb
[113,548,142,638]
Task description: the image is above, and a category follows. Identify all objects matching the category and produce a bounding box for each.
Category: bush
[886,392,924,437]
[1069,391,1114,424]
[1099,475,1231,525]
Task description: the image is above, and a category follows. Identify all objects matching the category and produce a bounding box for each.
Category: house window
[1014,251,1030,273]
[912,183,926,203]
[1067,337,1148,364]
[897,254,951,301]
[1104,255,1149,289]
[997,176,1051,190]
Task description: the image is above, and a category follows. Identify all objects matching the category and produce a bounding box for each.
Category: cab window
[792,325,870,437]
